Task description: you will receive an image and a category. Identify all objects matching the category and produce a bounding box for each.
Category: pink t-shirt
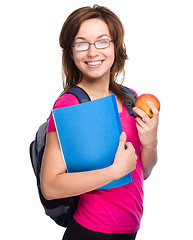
[47,92,144,234]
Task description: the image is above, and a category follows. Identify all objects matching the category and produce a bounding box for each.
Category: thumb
[118,131,127,148]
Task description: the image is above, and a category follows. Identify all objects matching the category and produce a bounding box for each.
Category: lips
[86,60,104,67]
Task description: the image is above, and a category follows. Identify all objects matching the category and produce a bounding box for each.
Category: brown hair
[59,5,128,100]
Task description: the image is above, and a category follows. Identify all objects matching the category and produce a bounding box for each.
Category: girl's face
[72,18,115,82]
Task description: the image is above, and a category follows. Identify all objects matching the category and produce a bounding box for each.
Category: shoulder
[53,93,80,110]
[47,94,80,133]
[128,88,138,98]
[121,85,138,98]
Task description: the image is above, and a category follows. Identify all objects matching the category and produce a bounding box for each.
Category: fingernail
[121,131,126,138]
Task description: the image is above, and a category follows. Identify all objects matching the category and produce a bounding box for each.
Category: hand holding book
[112,131,137,180]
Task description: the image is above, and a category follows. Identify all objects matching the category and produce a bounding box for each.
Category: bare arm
[133,101,159,180]
[140,146,157,180]
[41,131,137,200]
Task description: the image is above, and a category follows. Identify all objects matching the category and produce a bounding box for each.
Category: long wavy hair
[59,5,128,101]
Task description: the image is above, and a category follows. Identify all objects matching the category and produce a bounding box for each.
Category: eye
[97,39,109,45]
[95,39,110,49]
[74,42,89,51]
[75,42,87,47]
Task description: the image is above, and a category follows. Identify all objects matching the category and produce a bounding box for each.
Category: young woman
[41,5,159,240]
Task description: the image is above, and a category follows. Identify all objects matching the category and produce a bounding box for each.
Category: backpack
[29,85,137,228]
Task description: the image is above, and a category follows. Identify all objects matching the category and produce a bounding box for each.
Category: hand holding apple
[135,94,160,118]
[133,94,160,179]
[133,93,160,149]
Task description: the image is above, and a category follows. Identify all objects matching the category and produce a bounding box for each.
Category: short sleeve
[47,94,80,133]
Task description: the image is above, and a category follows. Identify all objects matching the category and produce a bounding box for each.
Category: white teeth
[87,61,102,66]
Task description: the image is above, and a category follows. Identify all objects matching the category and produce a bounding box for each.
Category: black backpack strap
[66,86,91,103]
[65,85,137,117]
[121,85,138,118]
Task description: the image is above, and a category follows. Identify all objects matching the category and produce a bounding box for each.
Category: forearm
[41,165,116,200]
[141,146,157,180]
[133,101,159,180]
[41,131,137,200]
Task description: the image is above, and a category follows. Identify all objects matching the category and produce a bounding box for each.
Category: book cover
[52,94,133,190]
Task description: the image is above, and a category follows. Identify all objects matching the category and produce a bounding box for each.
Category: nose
[87,44,99,57]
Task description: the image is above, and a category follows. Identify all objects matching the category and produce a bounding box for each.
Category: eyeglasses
[72,39,113,51]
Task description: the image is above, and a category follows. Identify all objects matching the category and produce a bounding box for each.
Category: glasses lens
[74,42,89,51]
[95,40,110,49]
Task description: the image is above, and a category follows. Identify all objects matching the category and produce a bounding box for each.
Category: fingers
[120,131,127,140]
[125,142,137,159]
[118,131,127,149]
[119,132,135,153]
[133,107,150,129]
[125,141,134,150]
[125,142,137,171]
[147,101,159,121]
[133,102,159,125]
[133,107,150,122]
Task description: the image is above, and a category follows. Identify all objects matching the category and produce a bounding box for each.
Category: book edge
[111,94,123,134]
[52,110,69,172]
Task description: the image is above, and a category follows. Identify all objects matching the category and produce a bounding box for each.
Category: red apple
[135,94,160,118]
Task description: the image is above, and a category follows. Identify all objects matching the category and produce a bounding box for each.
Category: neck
[77,76,112,100]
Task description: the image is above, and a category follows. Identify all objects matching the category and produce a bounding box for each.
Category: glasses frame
[72,39,113,52]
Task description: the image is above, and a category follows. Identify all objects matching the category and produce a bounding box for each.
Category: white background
[1,0,193,239]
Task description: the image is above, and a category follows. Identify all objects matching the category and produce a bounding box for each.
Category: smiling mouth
[86,60,103,67]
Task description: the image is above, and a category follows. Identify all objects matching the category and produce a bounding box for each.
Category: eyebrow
[74,34,111,41]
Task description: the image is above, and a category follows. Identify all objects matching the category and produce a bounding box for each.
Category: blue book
[52,94,133,190]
